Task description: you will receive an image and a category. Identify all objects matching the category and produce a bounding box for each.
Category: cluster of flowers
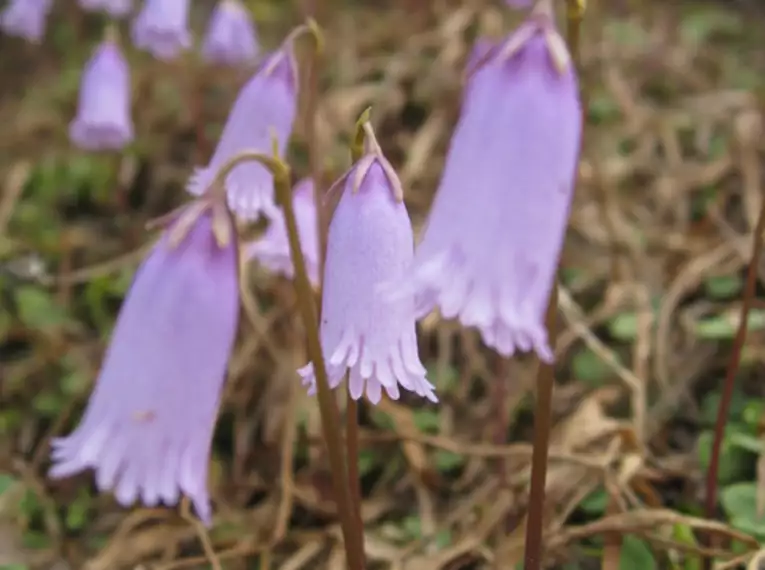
[30,0,580,527]
[1,0,259,151]
[1,0,258,63]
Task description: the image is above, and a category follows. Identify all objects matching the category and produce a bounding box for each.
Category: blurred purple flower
[49,203,240,525]
[78,0,133,17]
[466,38,495,71]
[0,0,52,43]
[69,38,134,151]
[202,0,259,66]
[505,0,532,7]
[131,0,191,61]
[186,47,298,220]
[298,152,437,404]
[391,19,582,360]
[248,178,320,286]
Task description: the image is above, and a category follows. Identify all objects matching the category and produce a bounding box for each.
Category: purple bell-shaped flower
[201,0,259,66]
[69,34,134,151]
[50,197,240,526]
[299,127,437,404]
[186,41,298,220]
[392,5,582,361]
[0,0,52,43]
[131,0,192,61]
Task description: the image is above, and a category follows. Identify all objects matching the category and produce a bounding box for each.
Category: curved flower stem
[215,149,365,570]
[703,201,765,570]
[523,3,584,570]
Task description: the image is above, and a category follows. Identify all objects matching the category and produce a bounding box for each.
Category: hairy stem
[703,201,765,569]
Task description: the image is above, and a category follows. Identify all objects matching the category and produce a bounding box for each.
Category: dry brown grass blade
[548,510,759,551]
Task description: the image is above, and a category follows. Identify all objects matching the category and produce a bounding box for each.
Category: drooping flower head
[186,34,299,220]
[78,0,133,17]
[49,193,240,526]
[202,0,259,67]
[299,126,437,404]
[392,3,582,361]
[248,178,320,286]
[131,0,192,61]
[0,0,52,43]
[70,33,134,151]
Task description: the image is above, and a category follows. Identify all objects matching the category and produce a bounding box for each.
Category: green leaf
[15,287,68,330]
[697,430,749,485]
[680,7,741,45]
[412,409,441,434]
[579,488,608,515]
[572,348,614,386]
[369,410,394,431]
[671,523,701,570]
[721,482,765,537]
[729,432,762,454]
[358,450,377,477]
[61,372,90,396]
[65,490,91,531]
[619,536,656,570]
[21,531,50,550]
[433,450,465,472]
[694,309,765,340]
[701,390,747,425]
[588,91,621,125]
[704,275,743,299]
[742,401,765,429]
[426,365,458,393]
[401,515,421,539]
[32,391,63,417]
[0,473,17,495]
[608,312,639,341]
[560,267,582,286]
[434,529,451,549]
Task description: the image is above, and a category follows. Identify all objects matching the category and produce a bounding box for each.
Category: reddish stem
[703,201,765,568]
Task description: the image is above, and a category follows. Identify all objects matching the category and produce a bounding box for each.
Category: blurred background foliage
[1,0,765,568]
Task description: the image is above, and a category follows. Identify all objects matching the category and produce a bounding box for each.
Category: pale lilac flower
[298,151,437,404]
[0,0,52,43]
[70,38,134,151]
[202,0,259,66]
[186,47,298,220]
[248,178,320,286]
[392,17,582,360]
[78,0,133,17]
[506,0,532,8]
[49,203,239,526]
[131,0,191,61]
